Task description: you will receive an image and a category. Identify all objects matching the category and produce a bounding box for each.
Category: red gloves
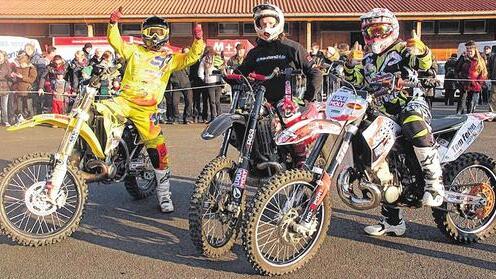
[193,24,203,40]
[110,7,123,24]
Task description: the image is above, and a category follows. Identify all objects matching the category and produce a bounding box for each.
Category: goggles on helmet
[363,23,393,40]
[142,27,169,40]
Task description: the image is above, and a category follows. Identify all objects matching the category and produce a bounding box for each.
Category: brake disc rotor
[24,182,58,216]
[469,183,495,219]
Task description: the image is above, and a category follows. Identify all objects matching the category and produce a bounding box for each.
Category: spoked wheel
[433,152,496,243]
[189,157,242,257]
[243,170,331,275]
[125,148,156,200]
[0,153,88,246]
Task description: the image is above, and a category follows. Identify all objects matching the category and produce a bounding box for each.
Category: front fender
[275,119,342,145]
[7,114,105,159]
[201,113,245,140]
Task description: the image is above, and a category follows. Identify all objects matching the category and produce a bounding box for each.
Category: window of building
[171,23,191,36]
[49,24,70,36]
[438,20,460,34]
[421,21,435,35]
[464,20,486,34]
[242,22,290,35]
[74,24,88,36]
[121,23,142,36]
[218,23,239,36]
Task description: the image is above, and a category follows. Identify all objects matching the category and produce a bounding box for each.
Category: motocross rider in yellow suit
[103,7,205,212]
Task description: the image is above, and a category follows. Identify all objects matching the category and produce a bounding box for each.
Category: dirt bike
[242,73,496,275]
[189,68,328,258]
[0,65,156,246]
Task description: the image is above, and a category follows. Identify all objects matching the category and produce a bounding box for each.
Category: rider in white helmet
[237,4,323,166]
[344,8,443,236]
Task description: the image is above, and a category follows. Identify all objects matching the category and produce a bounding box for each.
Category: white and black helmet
[253,4,285,42]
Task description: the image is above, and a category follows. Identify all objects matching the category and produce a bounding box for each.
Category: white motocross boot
[414,146,445,207]
[364,206,406,236]
[155,168,174,213]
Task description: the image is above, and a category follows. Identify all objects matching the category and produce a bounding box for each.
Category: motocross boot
[414,146,445,207]
[155,168,174,213]
[364,206,406,236]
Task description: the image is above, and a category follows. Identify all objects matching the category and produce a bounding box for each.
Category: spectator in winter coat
[24,43,47,114]
[11,52,37,122]
[444,53,458,106]
[82,43,93,61]
[198,46,223,122]
[167,47,194,124]
[0,50,12,126]
[487,51,496,112]
[456,41,488,114]
[89,48,104,66]
[227,43,246,70]
[68,50,88,95]
[51,71,72,114]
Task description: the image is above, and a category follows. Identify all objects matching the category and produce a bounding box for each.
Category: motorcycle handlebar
[248,67,280,81]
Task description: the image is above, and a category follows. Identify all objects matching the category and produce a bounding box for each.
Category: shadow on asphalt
[0,159,11,170]
[329,208,496,271]
[69,178,254,275]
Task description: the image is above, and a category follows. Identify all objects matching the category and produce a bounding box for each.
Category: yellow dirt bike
[0,65,156,246]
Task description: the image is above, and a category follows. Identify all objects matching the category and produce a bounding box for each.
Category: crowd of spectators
[0,39,494,128]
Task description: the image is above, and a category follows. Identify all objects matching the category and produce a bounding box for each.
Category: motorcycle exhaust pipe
[337,167,381,210]
[256,161,284,173]
[82,160,110,183]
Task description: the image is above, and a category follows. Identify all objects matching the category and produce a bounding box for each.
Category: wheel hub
[24,182,58,216]
[470,183,495,219]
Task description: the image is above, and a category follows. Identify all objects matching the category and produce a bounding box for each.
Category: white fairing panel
[326,87,367,123]
[438,115,484,163]
[362,116,402,169]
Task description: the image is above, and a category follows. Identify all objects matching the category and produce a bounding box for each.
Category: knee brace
[147,143,169,170]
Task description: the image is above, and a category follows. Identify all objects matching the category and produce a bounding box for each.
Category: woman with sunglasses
[105,7,205,213]
[344,8,442,237]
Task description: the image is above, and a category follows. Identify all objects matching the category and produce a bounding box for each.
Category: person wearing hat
[227,43,246,70]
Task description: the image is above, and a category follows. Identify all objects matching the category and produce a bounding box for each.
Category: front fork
[45,91,94,205]
[228,88,265,214]
[297,125,359,231]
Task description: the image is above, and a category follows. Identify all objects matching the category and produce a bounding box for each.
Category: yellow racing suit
[98,23,205,169]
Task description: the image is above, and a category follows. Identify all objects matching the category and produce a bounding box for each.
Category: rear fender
[7,114,105,159]
[275,119,342,145]
[201,113,245,140]
[438,113,489,163]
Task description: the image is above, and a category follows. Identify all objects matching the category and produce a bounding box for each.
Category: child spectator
[51,71,71,114]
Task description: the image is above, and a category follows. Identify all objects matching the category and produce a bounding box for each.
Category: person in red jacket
[456,41,488,114]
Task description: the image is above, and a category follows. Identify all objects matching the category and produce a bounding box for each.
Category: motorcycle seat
[431,115,467,133]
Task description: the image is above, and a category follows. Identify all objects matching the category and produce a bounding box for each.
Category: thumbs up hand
[406,29,427,56]
[347,42,364,67]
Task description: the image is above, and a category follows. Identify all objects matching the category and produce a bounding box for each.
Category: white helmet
[253,4,285,42]
[360,8,399,54]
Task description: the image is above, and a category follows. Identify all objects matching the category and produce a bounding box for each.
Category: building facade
[1,0,495,60]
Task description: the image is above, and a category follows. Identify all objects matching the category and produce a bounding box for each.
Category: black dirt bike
[189,68,328,257]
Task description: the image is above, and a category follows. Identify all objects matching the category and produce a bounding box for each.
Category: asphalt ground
[0,102,495,279]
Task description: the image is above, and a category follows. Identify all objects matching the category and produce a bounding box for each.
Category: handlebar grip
[248,73,269,81]
[225,74,243,80]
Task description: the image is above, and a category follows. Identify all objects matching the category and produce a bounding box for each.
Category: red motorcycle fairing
[275,118,342,145]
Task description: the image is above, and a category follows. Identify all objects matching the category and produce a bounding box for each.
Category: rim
[200,167,237,248]
[254,180,325,267]
[1,160,81,238]
[447,164,496,234]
